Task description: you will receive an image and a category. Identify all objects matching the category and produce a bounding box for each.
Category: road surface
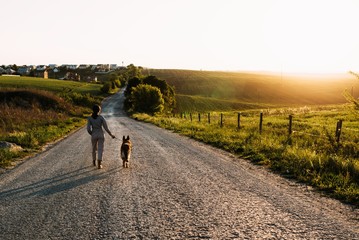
[0,91,358,239]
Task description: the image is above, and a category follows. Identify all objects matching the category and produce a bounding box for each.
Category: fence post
[336,120,343,143]
[208,112,211,124]
[220,113,223,127]
[198,113,201,122]
[288,115,293,135]
[237,112,241,129]
[259,112,263,133]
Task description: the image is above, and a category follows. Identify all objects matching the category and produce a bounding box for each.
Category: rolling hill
[147,69,359,112]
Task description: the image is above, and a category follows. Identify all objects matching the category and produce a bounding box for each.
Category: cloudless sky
[2,0,359,73]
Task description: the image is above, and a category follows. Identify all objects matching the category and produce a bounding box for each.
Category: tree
[130,84,164,114]
[123,76,142,111]
[11,64,18,71]
[108,73,117,81]
[125,64,143,80]
[125,77,142,96]
[118,75,126,88]
[142,75,176,112]
[100,82,112,93]
[122,70,176,114]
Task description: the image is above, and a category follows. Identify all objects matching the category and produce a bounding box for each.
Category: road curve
[0,90,358,239]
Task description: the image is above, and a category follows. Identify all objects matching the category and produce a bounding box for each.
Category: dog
[121,135,132,168]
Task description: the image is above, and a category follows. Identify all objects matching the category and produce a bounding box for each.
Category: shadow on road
[0,166,121,200]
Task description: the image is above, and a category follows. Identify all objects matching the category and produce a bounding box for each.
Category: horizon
[0,63,355,76]
[1,0,359,75]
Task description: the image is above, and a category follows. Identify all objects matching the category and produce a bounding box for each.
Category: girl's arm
[102,116,115,138]
[87,118,92,135]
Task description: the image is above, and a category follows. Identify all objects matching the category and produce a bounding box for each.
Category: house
[66,64,78,70]
[47,68,61,79]
[91,65,97,71]
[5,68,16,75]
[36,65,47,71]
[96,64,110,72]
[78,64,90,69]
[63,72,80,81]
[48,64,58,69]
[34,69,48,79]
[84,75,97,83]
[110,64,117,70]
[60,64,78,70]
[17,66,32,76]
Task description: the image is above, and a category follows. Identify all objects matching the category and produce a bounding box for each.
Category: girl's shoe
[98,160,103,169]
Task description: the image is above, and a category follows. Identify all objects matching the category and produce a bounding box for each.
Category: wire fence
[175,112,358,145]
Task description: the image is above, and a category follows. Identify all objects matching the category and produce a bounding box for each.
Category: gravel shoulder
[0,91,358,239]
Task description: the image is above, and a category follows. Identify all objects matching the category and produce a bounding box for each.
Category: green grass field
[0,76,101,95]
[175,94,273,112]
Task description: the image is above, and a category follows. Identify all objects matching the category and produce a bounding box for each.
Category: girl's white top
[87,115,112,138]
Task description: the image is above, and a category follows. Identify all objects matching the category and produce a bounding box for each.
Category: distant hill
[147,69,359,112]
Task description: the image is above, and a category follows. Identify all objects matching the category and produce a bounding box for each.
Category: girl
[87,104,115,169]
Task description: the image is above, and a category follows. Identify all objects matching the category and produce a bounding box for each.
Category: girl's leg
[91,138,98,166]
[97,137,105,168]
[97,137,105,160]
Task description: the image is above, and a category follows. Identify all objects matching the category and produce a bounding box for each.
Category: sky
[1,0,359,73]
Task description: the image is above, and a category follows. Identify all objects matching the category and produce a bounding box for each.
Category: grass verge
[0,79,109,169]
[133,106,359,207]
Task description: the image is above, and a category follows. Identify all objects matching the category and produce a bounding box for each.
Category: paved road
[0,91,358,239]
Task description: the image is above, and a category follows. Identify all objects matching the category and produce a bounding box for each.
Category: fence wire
[176,112,358,144]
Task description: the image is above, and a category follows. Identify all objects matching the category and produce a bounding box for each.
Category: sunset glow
[1,0,359,74]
